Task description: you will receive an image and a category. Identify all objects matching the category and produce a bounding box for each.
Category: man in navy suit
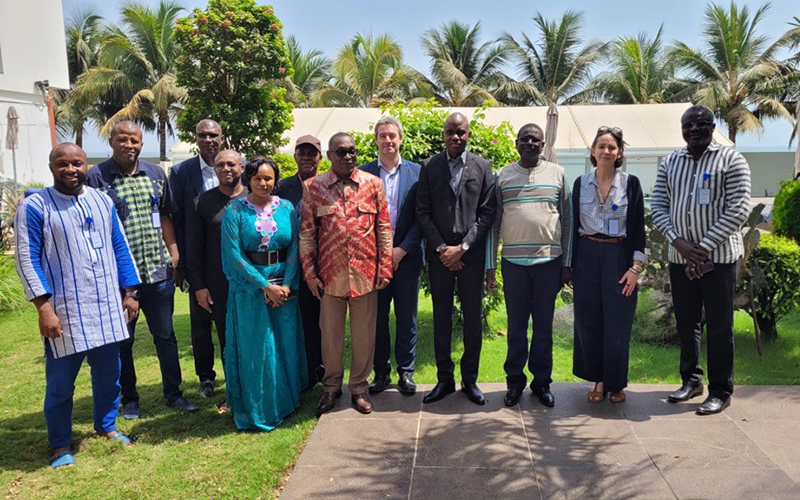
[416,112,496,405]
[359,116,423,395]
[168,119,224,398]
[274,134,325,389]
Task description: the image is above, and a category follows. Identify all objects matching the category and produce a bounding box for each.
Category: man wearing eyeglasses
[651,105,751,415]
[486,123,572,408]
[275,135,325,389]
[184,149,246,411]
[168,119,224,399]
[299,133,393,416]
[416,112,497,405]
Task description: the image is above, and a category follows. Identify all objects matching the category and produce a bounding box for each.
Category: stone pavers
[280,383,800,500]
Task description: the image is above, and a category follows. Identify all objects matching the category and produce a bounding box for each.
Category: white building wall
[0,0,70,185]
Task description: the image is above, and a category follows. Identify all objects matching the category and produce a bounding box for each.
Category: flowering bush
[175,0,293,157]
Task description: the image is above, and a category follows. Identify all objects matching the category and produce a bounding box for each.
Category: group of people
[14,104,751,469]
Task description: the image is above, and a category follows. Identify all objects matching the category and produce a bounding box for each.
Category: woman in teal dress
[221,156,308,431]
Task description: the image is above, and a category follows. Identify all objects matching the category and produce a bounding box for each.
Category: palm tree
[57,7,106,146]
[71,0,186,160]
[671,2,795,144]
[501,10,608,105]
[585,26,680,104]
[284,36,332,107]
[311,33,432,108]
[421,20,512,106]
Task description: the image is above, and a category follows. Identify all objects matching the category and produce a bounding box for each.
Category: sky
[61,0,800,156]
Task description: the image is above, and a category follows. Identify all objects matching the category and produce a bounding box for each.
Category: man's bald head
[49,142,88,195]
[443,112,471,157]
[213,149,244,188]
[109,120,141,140]
[214,149,242,164]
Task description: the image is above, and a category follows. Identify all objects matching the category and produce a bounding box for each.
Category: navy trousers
[502,258,562,390]
[373,260,421,377]
[669,261,739,399]
[572,239,637,393]
[120,279,184,404]
[44,342,121,449]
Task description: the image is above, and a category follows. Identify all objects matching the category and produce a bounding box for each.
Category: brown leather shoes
[351,393,373,414]
[316,390,342,416]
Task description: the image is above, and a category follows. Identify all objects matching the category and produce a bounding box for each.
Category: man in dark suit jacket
[359,116,423,396]
[416,112,496,405]
[168,119,223,398]
[274,134,325,388]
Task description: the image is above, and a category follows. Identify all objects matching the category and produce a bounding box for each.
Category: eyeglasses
[681,120,714,130]
[597,126,622,135]
[333,147,358,158]
[517,136,542,144]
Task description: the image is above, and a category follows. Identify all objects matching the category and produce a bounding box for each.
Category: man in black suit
[168,119,223,398]
[416,112,496,405]
[359,116,423,396]
[274,134,324,388]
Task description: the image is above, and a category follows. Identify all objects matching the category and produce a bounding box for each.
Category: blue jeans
[44,342,121,449]
[120,279,184,404]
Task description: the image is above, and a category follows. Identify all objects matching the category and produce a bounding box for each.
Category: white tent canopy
[169,102,732,163]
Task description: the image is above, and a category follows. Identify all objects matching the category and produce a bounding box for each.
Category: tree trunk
[75,123,83,148]
[755,312,778,342]
[728,123,737,144]
[159,117,167,161]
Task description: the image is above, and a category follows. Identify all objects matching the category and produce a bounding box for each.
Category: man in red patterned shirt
[300,132,393,415]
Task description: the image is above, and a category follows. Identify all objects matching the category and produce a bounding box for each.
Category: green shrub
[750,233,800,340]
[0,254,26,312]
[771,179,800,240]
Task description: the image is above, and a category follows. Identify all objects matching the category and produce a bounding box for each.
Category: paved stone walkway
[280,383,800,500]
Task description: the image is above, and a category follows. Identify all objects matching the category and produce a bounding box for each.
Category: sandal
[587,390,606,403]
[609,391,626,403]
[108,431,133,446]
[50,449,75,469]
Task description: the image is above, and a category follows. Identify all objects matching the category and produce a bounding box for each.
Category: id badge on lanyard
[697,172,711,205]
[151,196,162,228]
[86,217,104,249]
[607,204,621,236]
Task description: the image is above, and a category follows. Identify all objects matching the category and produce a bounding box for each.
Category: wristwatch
[125,290,140,301]
[461,242,470,252]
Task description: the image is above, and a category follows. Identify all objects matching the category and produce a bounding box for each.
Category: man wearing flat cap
[275,134,325,388]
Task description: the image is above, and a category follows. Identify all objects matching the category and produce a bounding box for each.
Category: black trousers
[502,258,562,390]
[189,288,227,383]
[428,252,484,385]
[374,260,421,377]
[572,239,637,393]
[669,261,739,399]
[299,279,323,384]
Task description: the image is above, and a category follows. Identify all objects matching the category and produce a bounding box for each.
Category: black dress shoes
[368,373,391,395]
[668,384,704,403]
[397,372,417,395]
[461,383,486,405]
[423,381,456,404]
[531,385,555,407]
[317,390,343,416]
[696,395,730,415]
[504,387,522,406]
[167,396,198,413]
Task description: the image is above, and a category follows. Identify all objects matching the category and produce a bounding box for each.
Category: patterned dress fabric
[221,196,308,431]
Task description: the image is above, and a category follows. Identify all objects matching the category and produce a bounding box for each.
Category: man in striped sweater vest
[487,123,573,408]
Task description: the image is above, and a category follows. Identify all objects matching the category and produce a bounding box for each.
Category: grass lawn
[1,291,799,498]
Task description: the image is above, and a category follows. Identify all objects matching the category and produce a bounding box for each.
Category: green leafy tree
[71,0,187,160]
[585,26,682,104]
[312,33,433,108]
[175,0,294,157]
[421,20,512,106]
[501,10,608,105]
[56,7,106,146]
[283,36,332,107]
[671,2,795,144]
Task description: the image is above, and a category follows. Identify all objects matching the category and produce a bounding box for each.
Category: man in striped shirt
[15,143,141,468]
[486,123,573,408]
[651,105,751,415]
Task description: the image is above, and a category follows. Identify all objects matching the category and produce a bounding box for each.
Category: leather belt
[247,249,287,265]
[582,235,625,244]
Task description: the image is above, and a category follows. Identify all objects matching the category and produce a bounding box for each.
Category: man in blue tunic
[15,143,141,468]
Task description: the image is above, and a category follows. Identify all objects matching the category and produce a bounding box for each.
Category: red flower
[220,20,231,28]
[266,8,274,14]
[491,138,498,145]
[193,27,199,35]
[271,23,279,31]
[198,16,208,24]
[279,67,286,74]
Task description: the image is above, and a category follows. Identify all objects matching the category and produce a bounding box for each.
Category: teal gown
[221,196,308,431]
